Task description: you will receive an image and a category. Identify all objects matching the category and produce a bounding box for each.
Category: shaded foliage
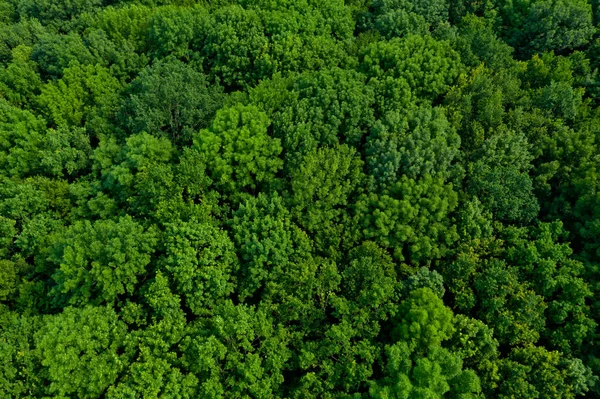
[0,0,599,397]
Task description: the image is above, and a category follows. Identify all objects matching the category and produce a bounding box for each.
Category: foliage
[193,104,283,200]
[35,305,128,398]
[121,56,224,146]
[370,288,481,399]
[38,62,122,135]
[500,0,595,57]
[50,215,157,306]
[360,34,462,100]
[354,174,459,264]
[0,0,599,396]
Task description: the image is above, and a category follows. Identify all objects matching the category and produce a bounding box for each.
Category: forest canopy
[1,0,600,397]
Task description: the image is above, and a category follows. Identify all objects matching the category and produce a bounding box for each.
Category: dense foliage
[1,0,600,397]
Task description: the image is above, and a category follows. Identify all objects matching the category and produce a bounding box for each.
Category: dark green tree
[370,288,481,398]
[122,57,224,146]
[465,129,539,223]
[500,0,595,57]
[353,174,459,265]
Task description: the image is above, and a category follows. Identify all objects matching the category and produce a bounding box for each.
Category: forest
[1,0,600,397]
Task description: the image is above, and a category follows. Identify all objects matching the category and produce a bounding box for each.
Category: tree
[0,96,91,180]
[162,219,238,316]
[200,5,271,90]
[180,301,292,398]
[198,1,355,89]
[337,241,399,332]
[38,62,122,135]
[93,132,176,217]
[370,288,481,398]
[193,104,283,201]
[34,306,128,398]
[393,287,454,349]
[16,0,103,32]
[121,57,224,146]
[108,344,198,399]
[0,176,72,290]
[0,98,46,178]
[32,32,95,79]
[466,130,539,223]
[371,7,429,39]
[440,221,594,351]
[83,28,148,82]
[365,104,461,190]
[0,19,46,65]
[498,345,596,399]
[0,0,598,396]
[286,144,365,258]
[230,192,314,302]
[447,315,500,397]
[444,64,523,153]
[453,14,515,71]
[368,0,449,39]
[146,5,209,61]
[108,271,199,398]
[38,126,92,178]
[501,0,595,57]
[293,316,379,396]
[89,4,153,53]
[0,45,42,108]
[474,259,547,346]
[50,215,157,306]
[503,222,595,354]
[273,68,375,164]
[0,312,45,398]
[239,0,355,41]
[360,35,462,100]
[353,174,459,265]
[254,5,351,77]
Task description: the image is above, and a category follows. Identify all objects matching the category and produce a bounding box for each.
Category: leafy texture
[0,0,599,397]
